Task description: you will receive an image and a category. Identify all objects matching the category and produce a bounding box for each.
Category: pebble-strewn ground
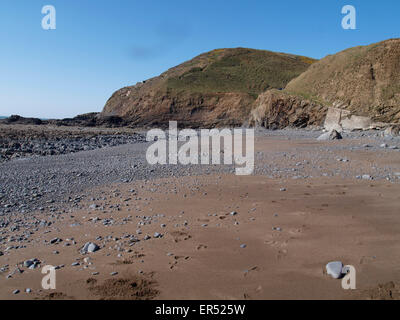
[0,125,400,300]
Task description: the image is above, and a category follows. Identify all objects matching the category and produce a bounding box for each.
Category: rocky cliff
[101,48,316,128]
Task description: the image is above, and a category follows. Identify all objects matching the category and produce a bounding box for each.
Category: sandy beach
[1,131,400,300]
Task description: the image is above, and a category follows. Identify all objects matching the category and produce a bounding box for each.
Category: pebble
[81,242,100,254]
[326,261,343,279]
[50,238,62,244]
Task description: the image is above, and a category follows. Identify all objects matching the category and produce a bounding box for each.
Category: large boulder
[323,107,373,132]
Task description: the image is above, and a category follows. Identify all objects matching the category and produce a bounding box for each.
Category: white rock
[317,130,343,141]
[326,261,343,279]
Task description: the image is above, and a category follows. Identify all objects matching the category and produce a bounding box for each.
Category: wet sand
[1,134,400,300]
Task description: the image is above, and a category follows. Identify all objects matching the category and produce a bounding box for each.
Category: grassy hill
[165,48,315,96]
[101,48,316,127]
[285,38,400,123]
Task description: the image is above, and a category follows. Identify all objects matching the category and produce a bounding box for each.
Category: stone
[317,130,342,141]
[81,242,100,254]
[24,258,39,268]
[50,238,62,244]
[326,261,343,279]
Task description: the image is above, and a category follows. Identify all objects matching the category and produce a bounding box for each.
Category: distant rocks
[0,126,146,163]
[3,115,43,125]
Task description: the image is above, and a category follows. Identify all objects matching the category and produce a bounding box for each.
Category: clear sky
[0,0,399,118]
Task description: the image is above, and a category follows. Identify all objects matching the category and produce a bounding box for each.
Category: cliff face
[250,89,327,129]
[285,39,400,124]
[101,48,316,128]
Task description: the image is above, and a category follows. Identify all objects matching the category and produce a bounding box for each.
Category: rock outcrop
[249,89,327,129]
[251,39,400,130]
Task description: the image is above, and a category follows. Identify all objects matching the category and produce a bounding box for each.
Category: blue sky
[0,0,399,118]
